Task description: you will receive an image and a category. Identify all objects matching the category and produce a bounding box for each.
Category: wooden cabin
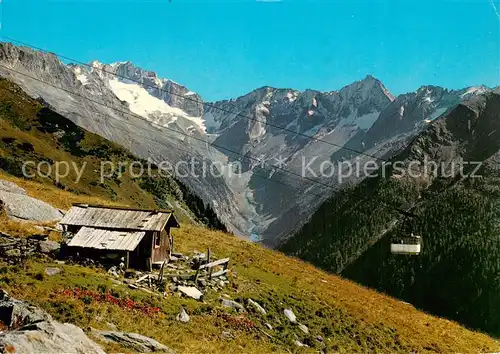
[59,204,180,270]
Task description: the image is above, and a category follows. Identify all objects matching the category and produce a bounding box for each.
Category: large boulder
[0,290,104,354]
[91,330,176,353]
[0,179,64,222]
[0,290,51,328]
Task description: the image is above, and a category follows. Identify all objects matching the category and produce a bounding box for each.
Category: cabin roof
[59,204,180,231]
[67,226,146,251]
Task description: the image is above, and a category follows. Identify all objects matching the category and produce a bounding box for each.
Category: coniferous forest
[280,91,500,335]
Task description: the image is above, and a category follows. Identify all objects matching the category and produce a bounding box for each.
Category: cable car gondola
[390,209,422,256]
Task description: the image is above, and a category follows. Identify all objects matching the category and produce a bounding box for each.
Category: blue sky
[2,0,499,101]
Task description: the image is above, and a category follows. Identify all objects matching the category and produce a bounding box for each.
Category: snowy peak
[362,84,492,149]
[108,77,205,129]
[70,60,205,119]
[324,75,395,104]
[458,85,490,100]
[68,60,208,133]
[347,75,395,102]
[205,75,395,136]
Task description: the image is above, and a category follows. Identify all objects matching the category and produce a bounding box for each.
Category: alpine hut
[59,204,180,270]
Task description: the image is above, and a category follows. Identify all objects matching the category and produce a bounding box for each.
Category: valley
[0,42,490,245]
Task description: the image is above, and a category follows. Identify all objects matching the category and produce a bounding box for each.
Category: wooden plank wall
[152,229,170,263]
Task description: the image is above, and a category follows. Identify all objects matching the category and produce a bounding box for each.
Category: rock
[0,186,64,222]
[265,323,273,330]
[221,299,245,313]
[316,335,324,342]
[295,340,305,347]
[0,292,104,354]
[284,308,297,323]
[176,308,190,323]
[44,267,61,276]
[5,249,21,257]
[178,286,203,300]
[218,280,225,288]
[38,240,60,254]
[0,231,13,239]
[106,322,118,331]
[27,234,48,241]
[0,292,51,328]
[0,180,27,195]
[124,270,140,279]
[0,321,105,354]
[298,323,309,334]
[91,330,175,353]
[107,266,119,278]
[221,331,234,340]
[128,284,138,289]
[247,299,266,315]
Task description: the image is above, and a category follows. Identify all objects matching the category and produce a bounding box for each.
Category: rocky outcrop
[0,180,26,195]
[0,179,64,222]
[0,233,60,265]
[0,290,105,354]
[91,330,175,353]
[0,321,105,354]
[38,240,61,255]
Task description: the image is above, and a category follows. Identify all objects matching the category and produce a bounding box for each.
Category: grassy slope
[0,78,224,228]
[0,174,498,353]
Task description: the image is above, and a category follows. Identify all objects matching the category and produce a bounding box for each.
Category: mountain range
[0,42,491,247]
